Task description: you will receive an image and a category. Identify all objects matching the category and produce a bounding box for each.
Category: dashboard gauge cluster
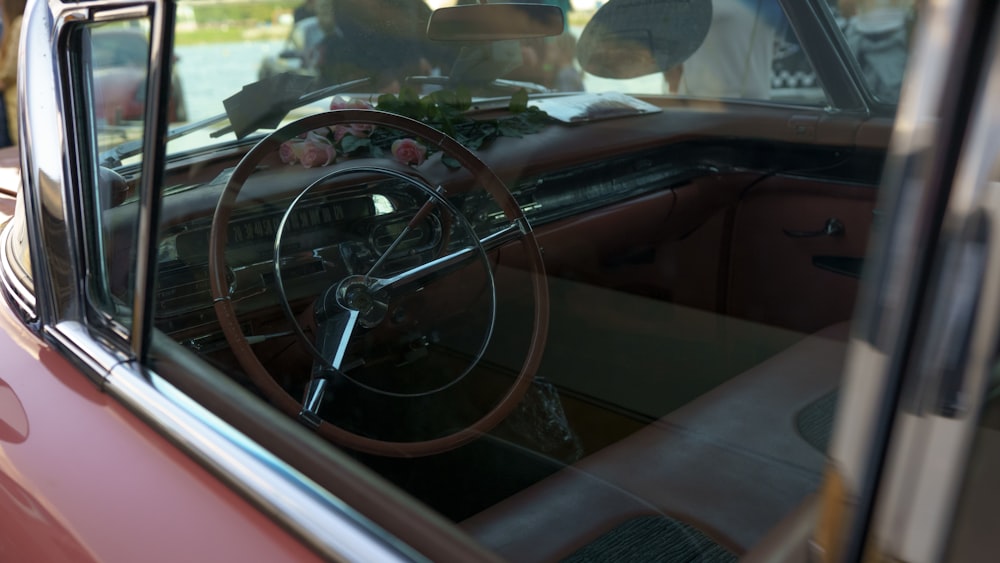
[153,185,446,347]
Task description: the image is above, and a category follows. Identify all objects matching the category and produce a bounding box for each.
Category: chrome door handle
[783,218,845,238]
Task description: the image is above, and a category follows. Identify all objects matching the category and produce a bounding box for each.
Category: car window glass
[826,0,918,104]
[574,0,827,105]
[92,24,152,142]
[82,19,151,323]
[76,0,921,559]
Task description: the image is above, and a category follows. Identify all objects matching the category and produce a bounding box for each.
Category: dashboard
[115,131,868,354]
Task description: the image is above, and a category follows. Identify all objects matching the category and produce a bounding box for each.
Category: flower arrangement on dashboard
[278,88,550,169]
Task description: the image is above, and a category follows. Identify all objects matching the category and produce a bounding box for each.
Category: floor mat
[795,389,839,453]
[562,515,737,563]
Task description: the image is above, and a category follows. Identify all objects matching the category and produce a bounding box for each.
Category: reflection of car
[91,27,187,124]
[5,0,1000,561]
[258,16,323,80]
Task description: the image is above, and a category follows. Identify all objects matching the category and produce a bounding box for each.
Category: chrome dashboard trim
[104,361,420,563]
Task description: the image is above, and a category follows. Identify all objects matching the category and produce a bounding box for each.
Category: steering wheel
[208,108,548,457]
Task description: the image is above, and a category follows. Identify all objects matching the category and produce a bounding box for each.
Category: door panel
[726,178,878,333]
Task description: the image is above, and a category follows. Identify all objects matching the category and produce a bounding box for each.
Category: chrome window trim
[821,0,991,560]
[18,4,423,559]
[0,220,37,321]
[780,0,867,113]
[45,320,127,386]
[106,365,420,563]
[20,1,150,328]
[865,6,1000,561]
[130,0,174,364]
[19,0,79,326]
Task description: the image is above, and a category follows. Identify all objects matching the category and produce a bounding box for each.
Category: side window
[828,0,918,104]
[76,19,151,325]
[575,0,828,105]
[666,0,819,103]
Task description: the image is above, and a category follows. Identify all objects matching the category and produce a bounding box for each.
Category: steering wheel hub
[335,275,387,328]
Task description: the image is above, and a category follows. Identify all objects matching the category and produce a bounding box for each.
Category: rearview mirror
[427,3,565,41]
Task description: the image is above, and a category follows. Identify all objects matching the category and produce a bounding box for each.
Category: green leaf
[509,88,529,113]
[398,86,421,105]
[340,135,371,155]
[328,87,552,168]
[377,93,399,111]
[456,86,473,111]
[498,121,525,137]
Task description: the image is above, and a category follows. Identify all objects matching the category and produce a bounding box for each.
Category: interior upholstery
[725,178,876,333]
[463,322,850,561]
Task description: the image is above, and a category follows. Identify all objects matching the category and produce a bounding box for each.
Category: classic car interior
[98,104,882,559]
[68,0,897,559]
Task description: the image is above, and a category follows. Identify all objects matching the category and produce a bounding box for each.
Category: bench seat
[463,322,850,561]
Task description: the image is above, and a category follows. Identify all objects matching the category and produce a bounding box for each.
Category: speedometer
[369,214,442,257]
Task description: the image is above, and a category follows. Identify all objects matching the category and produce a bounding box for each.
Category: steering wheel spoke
[314,305,360,371]
[299,377,330,430]
[370,221,528,293]
[369,245,478,293]
[481,220,530,251]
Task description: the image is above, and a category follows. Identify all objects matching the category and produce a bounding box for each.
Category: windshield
[92,0,835,164]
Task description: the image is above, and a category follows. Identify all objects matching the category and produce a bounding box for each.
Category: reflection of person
[312,0,435,93]
[455,0,573,90]
[664,0,782,99]
[545,32,583,92]
[0,0,25,144]
[0,18,12,149]
[839,0,915,103]
[293,0,316,22]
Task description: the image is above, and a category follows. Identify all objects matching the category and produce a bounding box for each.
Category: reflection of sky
[583,72,662,95]
[175,40,287,122]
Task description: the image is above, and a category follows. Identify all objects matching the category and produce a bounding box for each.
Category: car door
[16,0,994,561]
[811,1,1000,561]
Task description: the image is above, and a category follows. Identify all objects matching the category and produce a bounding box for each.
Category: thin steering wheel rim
[272,164,497,398]
[208,108,549,457]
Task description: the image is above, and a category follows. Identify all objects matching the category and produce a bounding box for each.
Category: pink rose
[311,127,334,140]
[299,137,335,168]
[348,122,374,138]
[332,125,351,142]
[391,138,427,165]
[332,123,376,144]
[279,140,298,164]
[329,96,373,111]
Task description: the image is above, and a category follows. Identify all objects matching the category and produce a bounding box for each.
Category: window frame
[816,0,999,560]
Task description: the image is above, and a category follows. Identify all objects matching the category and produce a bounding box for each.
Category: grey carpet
[562,515,738,563]
[795,389,839,453]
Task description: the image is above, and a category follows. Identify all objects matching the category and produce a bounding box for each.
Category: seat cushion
[463,322,850,561]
